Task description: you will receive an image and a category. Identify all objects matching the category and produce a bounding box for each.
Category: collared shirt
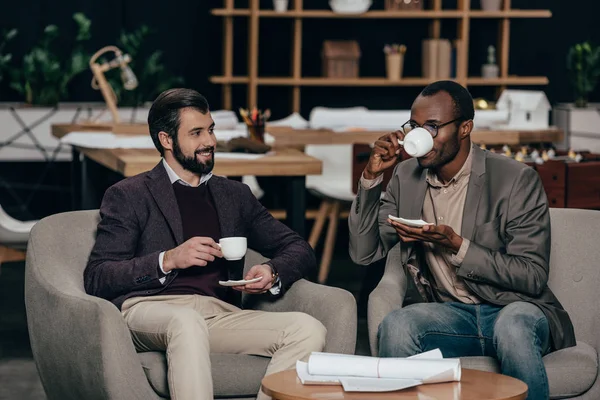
[162,158,212,187]
[158,159,281,294]
[360,145,479,304]
[422,145,479,304]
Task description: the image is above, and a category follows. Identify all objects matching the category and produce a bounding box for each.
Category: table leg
[81,156,101,210]
[71,148,82,210]
[287,176,306,238]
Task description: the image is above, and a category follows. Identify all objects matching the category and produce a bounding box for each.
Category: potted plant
[567,41,600,108]
[9,13,91,106]
[0,13,100,162]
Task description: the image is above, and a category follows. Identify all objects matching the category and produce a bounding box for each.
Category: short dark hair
[419,80,475,122]
[148,88,210,156]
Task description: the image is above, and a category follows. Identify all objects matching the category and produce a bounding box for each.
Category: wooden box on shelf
[385,0,425,10]
[322,40,361,79]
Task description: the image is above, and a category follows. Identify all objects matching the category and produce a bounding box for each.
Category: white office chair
[0,204,37,272]
[305,144,356,284]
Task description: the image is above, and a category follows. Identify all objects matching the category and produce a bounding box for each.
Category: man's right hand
[163,237,223,272]
[363,130,405,179]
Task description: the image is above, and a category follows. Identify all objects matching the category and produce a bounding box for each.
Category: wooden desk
[261,368,528,400]
[267,126,564,146]
[52,124,564,147]
[77,147,321,178]
[65,146,320,238]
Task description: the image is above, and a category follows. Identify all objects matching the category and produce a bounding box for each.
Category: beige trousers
[122,294,327,400]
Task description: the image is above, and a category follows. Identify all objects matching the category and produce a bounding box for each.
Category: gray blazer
[349,144,575,351]
[84,162,316,309]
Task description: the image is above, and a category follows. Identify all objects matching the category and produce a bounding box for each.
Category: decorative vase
[273,0,288,12]
[481,0,502,11]
[386,53,404,80]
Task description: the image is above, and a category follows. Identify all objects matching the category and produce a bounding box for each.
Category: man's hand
[364,130,405,180]
[163,237,223,272]
[387,218,463,253]
[232,264,274,294]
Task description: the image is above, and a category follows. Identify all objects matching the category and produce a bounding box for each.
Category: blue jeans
[378,301,551,400]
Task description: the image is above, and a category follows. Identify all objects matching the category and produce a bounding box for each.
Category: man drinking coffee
[349,80,575,400]
[84,88,326,400]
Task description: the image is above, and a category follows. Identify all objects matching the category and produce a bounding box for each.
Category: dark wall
[1,0,599,118]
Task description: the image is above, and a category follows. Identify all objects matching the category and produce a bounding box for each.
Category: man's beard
[172,140,215,175]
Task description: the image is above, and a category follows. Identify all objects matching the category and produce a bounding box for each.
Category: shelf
[212,9,551,19]
[470,10,552,18]
[210,76,549,86]
[210,76,250,84]
[259,10,464,18]
[467,77,549,85]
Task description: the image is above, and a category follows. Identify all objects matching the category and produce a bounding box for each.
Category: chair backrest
[547,208,600,347]
[305,144,353,192]
[26,210,100,296]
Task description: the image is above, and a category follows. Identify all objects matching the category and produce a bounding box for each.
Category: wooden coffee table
[261,368,527,400]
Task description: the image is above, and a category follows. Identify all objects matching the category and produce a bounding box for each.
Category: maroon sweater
[160,182,231,301]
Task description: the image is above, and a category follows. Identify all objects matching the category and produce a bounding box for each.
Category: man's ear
[158,131,173,152]
[460,120,473,140]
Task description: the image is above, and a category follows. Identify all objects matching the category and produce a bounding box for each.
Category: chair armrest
[24,242,161,400]
[246,279,357,355]
[367,243,406,356]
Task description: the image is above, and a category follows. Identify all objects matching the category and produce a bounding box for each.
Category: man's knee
[167,308,209,338]
[378,305,429,342]
[494,302,548,347]
[377,306,429,357]
[287,312,327,351]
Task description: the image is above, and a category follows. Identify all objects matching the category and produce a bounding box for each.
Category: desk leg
[81,156,101,210]
[71,148,82,210]
[287,176,306,238]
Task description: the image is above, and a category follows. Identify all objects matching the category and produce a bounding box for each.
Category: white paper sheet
[214,152,266,160]
[296,349,450,392]
[60,132,155,149]
[308,353,460,383]
[60,130,249,149]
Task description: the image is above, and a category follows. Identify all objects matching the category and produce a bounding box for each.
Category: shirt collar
[426,144,474,188]
[162,158,212,187]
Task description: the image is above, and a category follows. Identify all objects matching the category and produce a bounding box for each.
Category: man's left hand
[387,218,463,253]
[232,264,274,294]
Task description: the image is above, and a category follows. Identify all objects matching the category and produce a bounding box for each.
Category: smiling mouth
[196,149,214,157]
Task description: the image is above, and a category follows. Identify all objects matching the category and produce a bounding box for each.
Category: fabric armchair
[25,210,357,400]
[368,208,600,399]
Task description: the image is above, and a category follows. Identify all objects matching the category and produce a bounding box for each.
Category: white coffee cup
[398,127,434,158]
[219,237,247,261]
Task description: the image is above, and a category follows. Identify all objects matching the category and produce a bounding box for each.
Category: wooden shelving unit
[211,0,552,112]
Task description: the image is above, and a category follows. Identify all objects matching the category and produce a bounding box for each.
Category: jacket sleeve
[242,184,316,293]
[458,167,551,297]
[348,167,401,266]
[84,184,164,300]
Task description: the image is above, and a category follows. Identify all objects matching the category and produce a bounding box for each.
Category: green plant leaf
[73,12,92,41]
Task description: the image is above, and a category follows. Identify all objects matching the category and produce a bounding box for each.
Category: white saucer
[388,215,433,228]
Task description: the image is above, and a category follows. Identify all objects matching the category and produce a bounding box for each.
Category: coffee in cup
[398,127,434,158]
[218,237,247,261]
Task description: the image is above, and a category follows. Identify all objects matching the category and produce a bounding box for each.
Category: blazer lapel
[461,145,487,241]
[145,163,184,245]
[400,166,428,263]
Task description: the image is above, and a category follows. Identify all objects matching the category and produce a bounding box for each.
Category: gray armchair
[368,208,600,399]
[25,210,357,400]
